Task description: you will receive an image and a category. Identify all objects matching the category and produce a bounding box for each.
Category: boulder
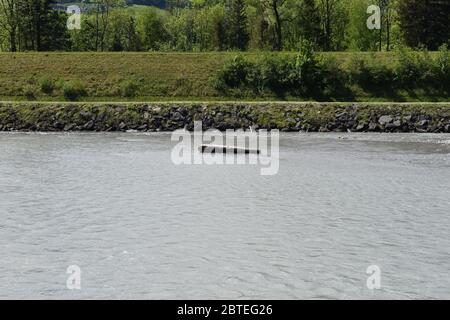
[445,124,450,133]
[83,120,94,130]
[171,111,184,121]
[403,115,412,122]
[79,110,91,120]
[416,120,429,129]
[118,122,127,130]
[417,115,431,121]
[368,122,378,131]
[378,115,393,125]
[356,122,367,131]
[63,123,75,131]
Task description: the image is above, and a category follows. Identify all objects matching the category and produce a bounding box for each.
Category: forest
[0,0,449,52]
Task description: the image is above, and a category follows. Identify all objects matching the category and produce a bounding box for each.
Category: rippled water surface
[0,132,449,299]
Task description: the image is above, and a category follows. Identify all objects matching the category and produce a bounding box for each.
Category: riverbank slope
[0,52,448,102]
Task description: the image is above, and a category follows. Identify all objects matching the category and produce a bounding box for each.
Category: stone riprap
[0,102,449,133]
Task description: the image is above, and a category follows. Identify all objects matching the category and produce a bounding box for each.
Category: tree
[90,0,124,51]
[165,8,195,51]
[346,0,378,51]
[0,0,19,51]
[138,6,167,50]
[260,0,287,51]
[0,0,69,51]
[71,14,98,51]
[107,9,139,51]
[245,0,270,49]
[398,0,450,50]
[17,0,69,51]
[41,7,71,50]
[376,0,394,51]
[296,0,322,48]
[318,0,341,51]
[227,0,250,50]
[193,3,227,51]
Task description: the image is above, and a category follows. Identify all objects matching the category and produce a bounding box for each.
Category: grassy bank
[0,51,447,102]
[1,101,449,132]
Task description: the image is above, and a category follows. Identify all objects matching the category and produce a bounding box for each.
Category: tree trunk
[379,7,383,51]
[379,25,382,51]
[325,1,331,51]
[95,4,100,51]
[36,0,41,51]
[272,1,283,51]
[386,15,390,51]
[10,29,17,52]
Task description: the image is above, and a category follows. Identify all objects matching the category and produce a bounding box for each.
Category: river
[0,132,449,299]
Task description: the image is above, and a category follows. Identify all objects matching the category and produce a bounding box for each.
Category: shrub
[119,80,139,97]
[216,54,253,89]
[256,43,322,95]
[258,53,292,94]
[22,84,38,100]
[245,63,264,94]
[39,77,55,95]
[216,47,448,99]
[415,50,435,84]
[216,42,323,97]
[369,64,395,87]
[347,56,368,84]
[394,47,418,85]
[292,41,322,94]
[62,80,87,101]
[348,56,394,89]
[436,45,450,74]
[318,57,350,98]
[434,44,450,90]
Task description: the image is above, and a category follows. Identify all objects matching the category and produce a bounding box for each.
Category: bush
[415,50,435,84]
[318,57,350,98]
[255,42,322,95]
[22,84,38,100]
[292,41,322,94]
[347,56,368,84]
[216,42,323,97]
[216,48,448,99]
[62,80,87,101]
[258,54,292,94]
[216,54,253,89]
[39,77,55,95]
[119,80,139,97]
[369,64,395,87]
[348,56,395,89]
[394,48,418,85]
[434,44,450,90]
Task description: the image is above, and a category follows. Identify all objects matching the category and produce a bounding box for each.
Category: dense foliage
[0,0,448,52]
[216,45,450,99]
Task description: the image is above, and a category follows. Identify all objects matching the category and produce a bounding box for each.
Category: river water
[0,132,449,299]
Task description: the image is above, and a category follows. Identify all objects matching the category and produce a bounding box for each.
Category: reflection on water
[0,132,449,299]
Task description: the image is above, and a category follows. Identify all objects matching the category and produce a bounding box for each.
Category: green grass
[0,51,445,102]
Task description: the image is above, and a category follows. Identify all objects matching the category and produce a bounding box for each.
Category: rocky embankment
[0,102,449,133]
